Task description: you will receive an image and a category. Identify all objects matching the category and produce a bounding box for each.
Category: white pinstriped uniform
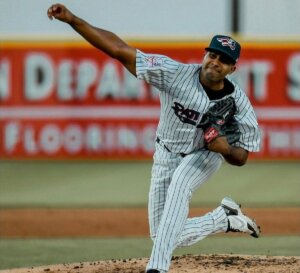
[136,50,260,273]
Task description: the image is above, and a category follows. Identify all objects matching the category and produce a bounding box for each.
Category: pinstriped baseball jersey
[136,49,260,154]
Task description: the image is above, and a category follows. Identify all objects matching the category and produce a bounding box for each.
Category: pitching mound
[2,254,299,273]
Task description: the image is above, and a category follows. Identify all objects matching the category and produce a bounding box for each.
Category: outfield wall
[0,40,299,160]
[1,0,300,37]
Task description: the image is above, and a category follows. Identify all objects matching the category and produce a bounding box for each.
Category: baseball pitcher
[47,4,261,273]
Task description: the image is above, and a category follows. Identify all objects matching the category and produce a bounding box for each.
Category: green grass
[0,161,299,207]
[0,161,151,207]
[0,236,299,270]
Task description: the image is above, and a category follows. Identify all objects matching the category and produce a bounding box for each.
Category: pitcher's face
[201,51,236,82]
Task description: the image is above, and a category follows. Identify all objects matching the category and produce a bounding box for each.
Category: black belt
[156,137,187,157]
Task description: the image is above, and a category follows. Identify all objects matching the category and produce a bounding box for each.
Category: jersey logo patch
[142,56,165,68]
[217,37,236,50]
[172,102,200,126]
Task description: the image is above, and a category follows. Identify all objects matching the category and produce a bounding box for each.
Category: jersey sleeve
[234,94,261,152]
[135,49,180,91]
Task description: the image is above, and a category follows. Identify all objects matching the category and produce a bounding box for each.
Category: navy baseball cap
[205,35,241,63]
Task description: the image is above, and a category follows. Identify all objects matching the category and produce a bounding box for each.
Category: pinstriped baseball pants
[146,142,228,272]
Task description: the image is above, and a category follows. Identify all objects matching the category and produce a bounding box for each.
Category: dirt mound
[2,254,299,273]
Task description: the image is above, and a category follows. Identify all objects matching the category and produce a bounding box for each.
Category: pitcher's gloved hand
[198,97,240,145]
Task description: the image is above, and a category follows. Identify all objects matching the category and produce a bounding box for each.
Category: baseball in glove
[198,97,241,145]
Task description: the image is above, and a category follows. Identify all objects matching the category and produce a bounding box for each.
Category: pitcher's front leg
[147,151,224,273]
[148,143,181,242]
[147,169,191,272]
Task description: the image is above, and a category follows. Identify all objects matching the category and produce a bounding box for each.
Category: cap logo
[217,37,236,50]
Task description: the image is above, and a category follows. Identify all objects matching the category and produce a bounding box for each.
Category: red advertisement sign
[0,40,299,160]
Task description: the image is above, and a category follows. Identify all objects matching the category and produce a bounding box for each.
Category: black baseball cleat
[221,197,261,238]
[146,270,160,273]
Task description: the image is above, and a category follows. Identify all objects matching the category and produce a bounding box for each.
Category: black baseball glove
[198,97,241,145]
[221,117,241,145]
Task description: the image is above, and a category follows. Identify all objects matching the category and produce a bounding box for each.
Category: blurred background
[0,0,299,270]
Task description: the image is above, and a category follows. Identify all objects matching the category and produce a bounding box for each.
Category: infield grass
[0,236,299,270]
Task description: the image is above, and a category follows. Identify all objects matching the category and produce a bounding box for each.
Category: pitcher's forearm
[69,16,125,58]
[222,146,248,166]
[68,16,136,75]
[207,137,248,166]
[47,4,136,74]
